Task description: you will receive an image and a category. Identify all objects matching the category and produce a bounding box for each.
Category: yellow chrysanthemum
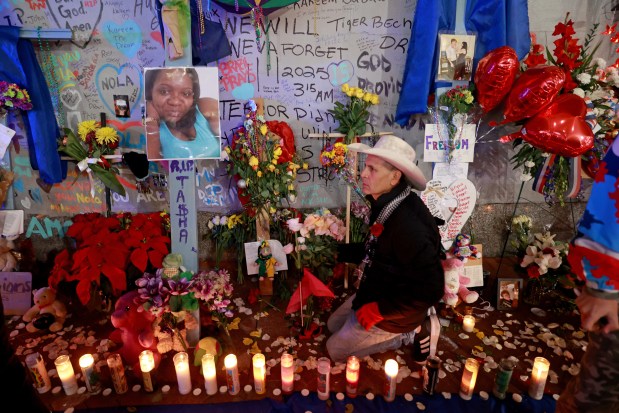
[355,89,364,99]
[257,171,263,177]
[362,93,372,103]
[268,164,275,172]
[370,95,379,105]
[95,126,119,146]
[224,146,231,153]
[260,124,268,135]
[342,83,350,93]
[77,120,99,141]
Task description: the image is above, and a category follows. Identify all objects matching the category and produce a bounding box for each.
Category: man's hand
[355,302,384,331]
[577,289,619,333]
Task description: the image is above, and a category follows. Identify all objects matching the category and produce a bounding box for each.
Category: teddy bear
[22,287,67,333]
[452,233,481,263]
[0,238,17,272]
[442,257,479,307]
[110,290,161,373]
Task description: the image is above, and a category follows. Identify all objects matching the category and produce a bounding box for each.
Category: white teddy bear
[442,257,479,307]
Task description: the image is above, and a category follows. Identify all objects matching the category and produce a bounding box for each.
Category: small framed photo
[497,278,522,310]
[437,33,477,81]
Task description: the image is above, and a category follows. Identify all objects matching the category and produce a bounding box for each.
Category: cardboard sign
[0,272,32,315]
[423,124,476,163]
[244,240,289,276]
[464,244,484,287]
[421,178,477,249]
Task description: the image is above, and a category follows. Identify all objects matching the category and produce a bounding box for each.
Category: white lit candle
[384,359,398,402]
[316,357,331,401]
[459,358,480,400]
[346,355,360,398]
[224,354,240,395]
[281,353,294,394]
[139,350,155,392]
[528,357,550,400]
[462,315,476,333]
[173,351,192,395]
[253,353,266,395]
[55,355,78,395]
[79,353,101,394]
[202,353,218,395]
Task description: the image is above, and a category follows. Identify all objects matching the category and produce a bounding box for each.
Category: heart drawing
[46,0,103,48]
[421,178,477,249]
[327,61,354,87]
[95,63,143,117]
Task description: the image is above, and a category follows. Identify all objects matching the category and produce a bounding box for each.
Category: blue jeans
[326,295,404,363]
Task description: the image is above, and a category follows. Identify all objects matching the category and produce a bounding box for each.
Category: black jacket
[340,181,445,333]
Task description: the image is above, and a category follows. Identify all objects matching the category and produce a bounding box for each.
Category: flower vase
[523,279,556,307]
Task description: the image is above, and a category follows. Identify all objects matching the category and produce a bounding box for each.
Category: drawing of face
[151,69,196,126]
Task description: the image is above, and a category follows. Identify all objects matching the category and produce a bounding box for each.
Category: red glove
[356,302,384,331]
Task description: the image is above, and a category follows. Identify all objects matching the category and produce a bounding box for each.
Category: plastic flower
[78,120,99,141]
[0,81,33,114]
[95,126,119,147]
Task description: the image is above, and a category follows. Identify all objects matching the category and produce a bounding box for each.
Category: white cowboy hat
[348,135,427,190]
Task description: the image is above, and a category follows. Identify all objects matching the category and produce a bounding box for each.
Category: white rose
[576,73,591,85]
[571,88,585,98]
[524,160,535,168]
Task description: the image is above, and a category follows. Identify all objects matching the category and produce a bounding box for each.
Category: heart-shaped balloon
[521,113,594,157]
[535,93,588,119]
[503,66,566,123]
[474,46,519,113]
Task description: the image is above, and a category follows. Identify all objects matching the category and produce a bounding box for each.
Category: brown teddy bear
[22,287,67,332]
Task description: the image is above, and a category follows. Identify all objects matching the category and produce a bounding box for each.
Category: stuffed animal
[452,233,480,262]
[22,287,67,333]
[442,257,479,307]
[0,238,17,271]
[110,290,161,373]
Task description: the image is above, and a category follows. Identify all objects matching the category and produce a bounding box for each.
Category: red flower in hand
[370,223,384,237]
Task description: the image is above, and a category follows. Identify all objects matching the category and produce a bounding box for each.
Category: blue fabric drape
[395,0,530,126]
[0,25,65,184]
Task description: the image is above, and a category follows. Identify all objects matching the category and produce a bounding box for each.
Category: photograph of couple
[438,34,476,81]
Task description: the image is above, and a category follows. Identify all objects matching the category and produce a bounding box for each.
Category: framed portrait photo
[437,33,477,82]
[143,66,221,161]
[497,278,522,311]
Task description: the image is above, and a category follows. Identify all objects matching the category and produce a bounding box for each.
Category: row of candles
[44,349,550,401]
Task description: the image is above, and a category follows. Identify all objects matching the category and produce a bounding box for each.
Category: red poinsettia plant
[48,212,171,305]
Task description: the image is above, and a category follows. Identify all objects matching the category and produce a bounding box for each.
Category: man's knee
[326,335,346,363]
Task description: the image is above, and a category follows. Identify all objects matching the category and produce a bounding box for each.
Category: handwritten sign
[423,124,476,163]
[0,272,32,315]
[421,178,477,249]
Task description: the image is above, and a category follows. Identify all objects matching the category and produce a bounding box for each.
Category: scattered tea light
[219,386,227,393]
[553,394,560,400]
[132,384,141,392]
[193,388,202,396]
[336,392,344,400]
[404,393,413,401]
[102,388,112,396]
[366,392,375,400]
[161,385,170,393]
[273,388,281,396]
[513,393,523,403]
[301,389,309,396]
[244,385,253,393]
[480,391,489,400]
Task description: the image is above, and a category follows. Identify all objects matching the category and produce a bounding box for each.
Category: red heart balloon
[474,46,519,113]
[503,66,566,123]
[535,93,588,119]
[521,113,594,157]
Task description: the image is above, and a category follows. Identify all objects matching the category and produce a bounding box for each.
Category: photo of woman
[144,67,221,160]
[437,34,476,81]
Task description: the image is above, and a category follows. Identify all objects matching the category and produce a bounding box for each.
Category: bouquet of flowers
[224,100,305,216]
[284,208,346,281]
[511,14,619,204]
[0,81,32,116]
[48,212,171,307]
[510,214,533,256]
[59,120,125,196]
[328,84,379,144]
[429,84,481,163]
[350,201,370,243]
